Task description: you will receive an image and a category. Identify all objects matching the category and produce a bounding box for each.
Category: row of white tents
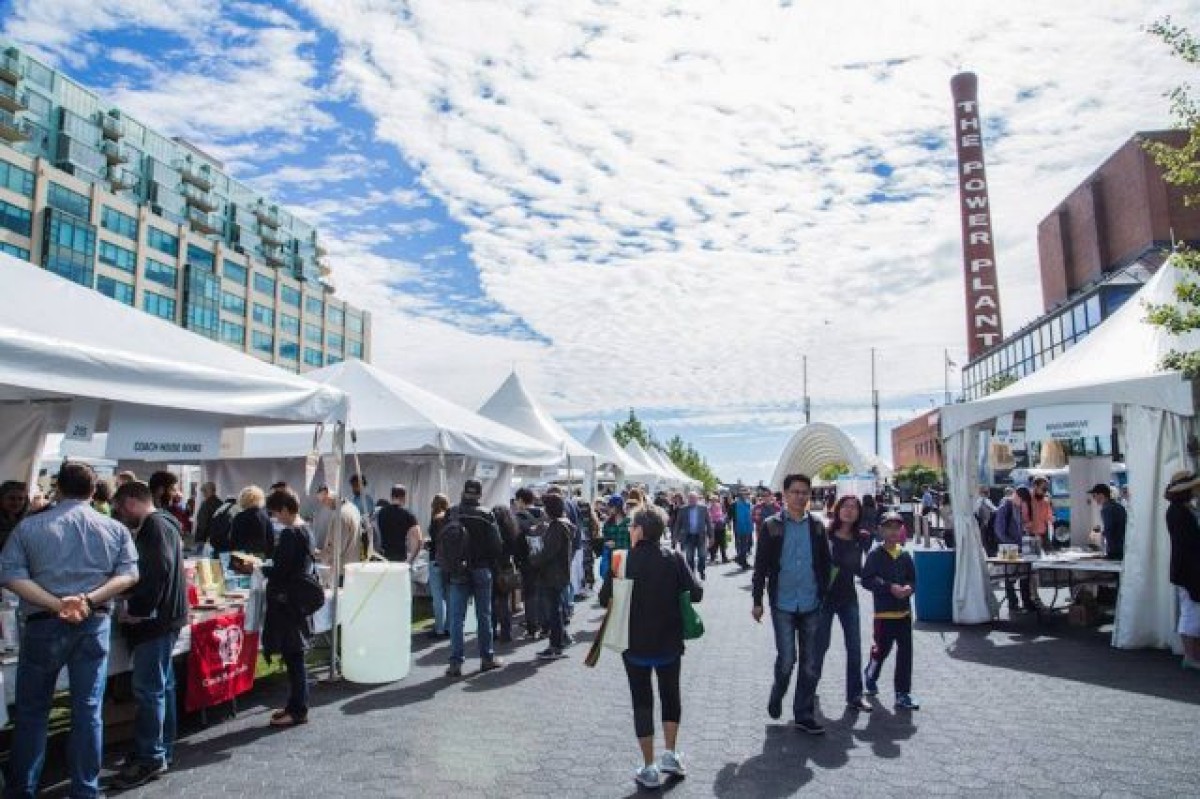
[0,253,696,528]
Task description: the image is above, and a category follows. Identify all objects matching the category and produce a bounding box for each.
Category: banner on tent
[219,428,245,458]
[475,461,499,479]
[63,398,100,443]
[1025,403,1111,443]
[105,406,223,461]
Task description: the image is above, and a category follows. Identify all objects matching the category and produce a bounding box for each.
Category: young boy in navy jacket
[861,512,920,710]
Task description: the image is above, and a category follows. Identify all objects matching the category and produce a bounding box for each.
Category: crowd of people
[3,462,1199,794]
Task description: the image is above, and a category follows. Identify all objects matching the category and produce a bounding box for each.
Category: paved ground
[40,555,1200,798]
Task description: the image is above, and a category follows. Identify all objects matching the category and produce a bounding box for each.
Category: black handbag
[285,530,326,615]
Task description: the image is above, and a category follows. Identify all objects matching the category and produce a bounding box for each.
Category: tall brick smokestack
[951,72,1004,360]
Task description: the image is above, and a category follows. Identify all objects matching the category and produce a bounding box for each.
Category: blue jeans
[539,585,566,650]
[682,535,706,576]
[448,568,494,664]
[815,600,864,702]
[8,613,111,799]
[735,532,753,562]
[428,561,448,634]
[769,606,822,722]
[283,650,309,717]
[130,631,178,768]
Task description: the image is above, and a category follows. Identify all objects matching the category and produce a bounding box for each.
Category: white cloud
[9,0,1198,481]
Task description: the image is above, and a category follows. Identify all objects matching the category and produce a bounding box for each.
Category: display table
[1032,558,1122,612]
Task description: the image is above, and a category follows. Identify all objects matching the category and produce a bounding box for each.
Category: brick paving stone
[29,556,1200,798]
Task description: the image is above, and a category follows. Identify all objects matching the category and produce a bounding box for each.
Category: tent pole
[328,421,346,682]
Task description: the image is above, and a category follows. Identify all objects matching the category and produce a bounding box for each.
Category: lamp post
[802,354,811,425]
[871,347,879,456]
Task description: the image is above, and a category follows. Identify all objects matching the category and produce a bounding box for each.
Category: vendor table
[986,556,1036,614]
[1032,558,1123,612]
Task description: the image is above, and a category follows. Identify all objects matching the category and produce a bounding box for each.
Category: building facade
[0,41,370,371]
[890,409,943,471]
[961,131,1192,400]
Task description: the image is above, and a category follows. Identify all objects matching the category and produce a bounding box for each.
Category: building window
[220,320,246,346]
[327,353,343,365]
[347,313,363,334]
[0,160,35,197]
[305,296,323,316]
[223,260,248,286]
[279,340,299,361]
[42,209,96,288]
[96,275,133,305]
[147,227,179,257]
[0,200,32,237]
[1085,295,1102,329]
[0,241,29,259]
[184,267,221,340]
[100,206,138,241]
[348,339,363,358]
[98,240,136,273]
[327,305,345,327]
[187,243,215,271]
[280,285,301,308]
[221,291,246,316]
[47,182,91,220]
[304,347,323,366]
[280,313,299,335]
[143,292,176,321]
[328,332,344,352]
[144,258,177,289]
[253,272,276,296]
[252,303,274,327]
[252,330,274,354]
[304,323,322,344]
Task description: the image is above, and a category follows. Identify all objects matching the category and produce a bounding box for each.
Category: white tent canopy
[477,371,598,462]
[941,260,1199,650]
[585,423,636,477]
[622,439,667,482]
[0,253,347,482]
[648,447,699,488]
[207,359,559,512]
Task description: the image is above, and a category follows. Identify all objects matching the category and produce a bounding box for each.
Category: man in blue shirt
[751,473,831,734]
[732,489,755,568]
[0,463,139,799]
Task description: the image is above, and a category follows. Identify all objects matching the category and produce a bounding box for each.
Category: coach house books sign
[105,406,223,461]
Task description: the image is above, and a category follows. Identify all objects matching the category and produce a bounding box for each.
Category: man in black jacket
[751,473,831,735]
[530,493,575,660]
[111,481,188,788]
[445,480,505,677]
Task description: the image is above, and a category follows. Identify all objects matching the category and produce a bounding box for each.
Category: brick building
[891,409,943,471]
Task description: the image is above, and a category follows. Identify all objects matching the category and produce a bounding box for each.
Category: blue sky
[5,0,1195,482]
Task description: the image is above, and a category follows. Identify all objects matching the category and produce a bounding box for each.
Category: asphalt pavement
[47,554,1200,798]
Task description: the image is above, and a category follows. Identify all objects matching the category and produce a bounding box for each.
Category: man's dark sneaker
[793,718,825,735]
[767,691,783,720]
[480,658,504,673]
[444,662,462,678]
[536,647,566,660]
[110,760,167,789]
[895,693,921,711]
[847,697,874,712]
[561,633,574,647]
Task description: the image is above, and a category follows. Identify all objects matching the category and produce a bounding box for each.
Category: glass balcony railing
[0,109,31,142]
[0,82,27,112]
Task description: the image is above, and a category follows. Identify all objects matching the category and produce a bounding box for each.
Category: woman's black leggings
[623,656,681,738]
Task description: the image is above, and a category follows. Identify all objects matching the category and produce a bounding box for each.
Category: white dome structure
[769,422,873,489]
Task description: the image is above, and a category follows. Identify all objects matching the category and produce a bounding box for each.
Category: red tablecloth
[185,610,259,712]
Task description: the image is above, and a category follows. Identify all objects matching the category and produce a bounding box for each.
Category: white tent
[585,423,637,479]
[941,259,1199,649]
[477,371,596,461]
[207,359,560,512]
[0,253,347,483]
[647,447,698,488]
[623,440,667,484]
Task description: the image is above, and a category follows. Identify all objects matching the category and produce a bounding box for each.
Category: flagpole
[944,349,952,405]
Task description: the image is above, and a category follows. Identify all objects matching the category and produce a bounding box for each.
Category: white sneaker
[634,763,662,789]
[659,750,686,777]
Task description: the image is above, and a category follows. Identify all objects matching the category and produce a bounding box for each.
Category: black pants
[708,524,728,563]
[865,617,912,694]
[283,651,308,717]
[623,656,681,739]
[539,585,565,649]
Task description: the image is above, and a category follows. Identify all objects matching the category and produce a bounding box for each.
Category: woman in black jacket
[599,509,703,790]
[1164,472,1200,669]
[229,485,274,557]
[815,495,874,712]
[261,489,315,727]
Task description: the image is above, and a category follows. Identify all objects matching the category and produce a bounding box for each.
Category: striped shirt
[0,499,138,615]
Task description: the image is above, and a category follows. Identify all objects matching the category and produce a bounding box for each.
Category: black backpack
[436,509,471,580]
[207,499,238,553]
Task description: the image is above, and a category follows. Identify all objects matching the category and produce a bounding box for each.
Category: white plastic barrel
[338,562,412,683]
